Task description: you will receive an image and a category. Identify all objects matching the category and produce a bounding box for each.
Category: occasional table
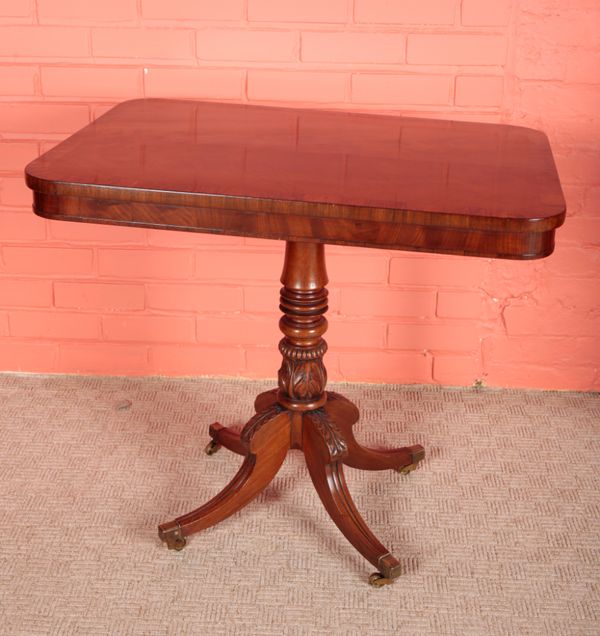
[25,99,565,586]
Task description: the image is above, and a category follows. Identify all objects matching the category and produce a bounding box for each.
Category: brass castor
[204,440,222,456]
[158,523,187,551]
[369,572,394,588]
[396,462,419,475]
[395,444,425,474]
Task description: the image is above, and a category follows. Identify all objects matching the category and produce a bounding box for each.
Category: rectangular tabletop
[25,98,565,259]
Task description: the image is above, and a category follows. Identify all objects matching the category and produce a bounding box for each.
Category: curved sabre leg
[159,406,290,549]
[343,431,425,474]
[320,392,425,473]
[303,411,402,586]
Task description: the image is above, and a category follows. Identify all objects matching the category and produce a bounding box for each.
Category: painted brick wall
[0,0,598,390]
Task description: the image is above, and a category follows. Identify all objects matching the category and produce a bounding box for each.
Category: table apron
[33,192,555,260]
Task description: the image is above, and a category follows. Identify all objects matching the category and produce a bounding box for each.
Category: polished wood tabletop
[26,98,565,259]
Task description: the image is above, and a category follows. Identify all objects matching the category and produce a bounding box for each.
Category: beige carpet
[0,374,599,636]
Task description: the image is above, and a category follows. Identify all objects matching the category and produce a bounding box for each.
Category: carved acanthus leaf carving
[240,403,284,445]
[278,358,327,402]
[307,410,348,461]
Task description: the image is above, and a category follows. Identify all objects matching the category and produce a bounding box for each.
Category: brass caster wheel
[395,445,425,474]
[158,523,187,551]
[169,535,186,551]
[369,572,393,588]
[396,462,418,475]
[204,440,222,456]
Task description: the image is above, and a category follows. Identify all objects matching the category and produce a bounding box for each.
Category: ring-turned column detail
[277,242,329,411]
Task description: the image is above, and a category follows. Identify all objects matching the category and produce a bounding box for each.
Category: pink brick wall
[1,0,598,390]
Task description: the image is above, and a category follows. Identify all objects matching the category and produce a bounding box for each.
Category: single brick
[49,220,145,244]
[433,355,481,385]
[58,343,149,374]
[0,26,89,57]
[483,334,600,368]
[328,253,388,284]
[407,34,507,65]
[436,291,483,319]
[0,279,53,307]
[354,0,456,25]
[146,283,243,312]
[339,350,432,383]
[54,282,145,311]
[461,0,511,26]
[1,247,93,275]
[37,0,137,22]
[92,27,195,60]
[0,66,37,96]
[244,284,284,313]
[0,103,89,133]
[9,309,100,339]
[196,250,284,281]
[0,340,57,372]
[196,315,279,347]
[352,73,452,105]
[503,304,598,336]
[248,0,347,23]
[0,211,46,241]
[41,66,143,98]
[0,141,38,172]
[339,288,436,318]
[149,345,245,376]
[327,320,386,349]
[144,67,243,99]
[98,249,194,280]
[247,69,346,103]
[455,76,503,107]
[388,321,481,352]
[102,314,196,343]
[485,362,596,391]
[197,28,297,62]
[301,32,405,64]
[0,176,35,206]
[141,0,244,21]
[390,256,488,287]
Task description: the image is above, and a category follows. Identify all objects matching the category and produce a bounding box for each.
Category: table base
[158,388,424,587]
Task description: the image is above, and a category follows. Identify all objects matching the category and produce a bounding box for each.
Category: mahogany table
[25,99,565,587]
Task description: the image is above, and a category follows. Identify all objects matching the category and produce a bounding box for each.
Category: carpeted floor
[0,373,599,636]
